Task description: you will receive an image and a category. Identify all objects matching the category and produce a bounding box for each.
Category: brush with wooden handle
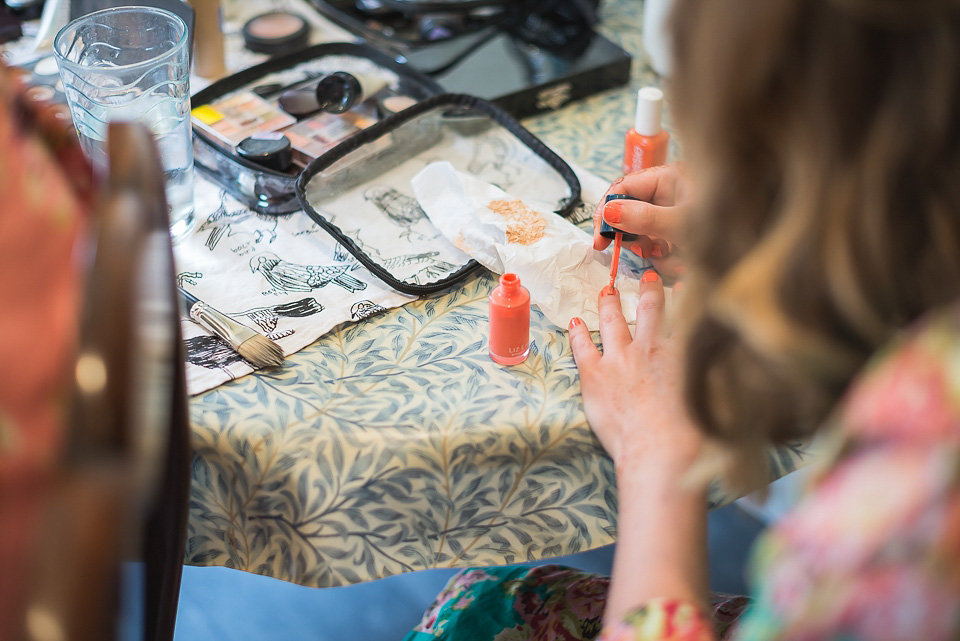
[178,287,284,368]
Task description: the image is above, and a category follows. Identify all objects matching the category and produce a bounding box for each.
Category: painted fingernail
[568,317,584,330]
[673,264,687,276]
[673,281,685,293]
[601,285,618,296]
[604,202,623,224]
[641,270,660,283]
[629,242,648,258]
[650,243,663,258]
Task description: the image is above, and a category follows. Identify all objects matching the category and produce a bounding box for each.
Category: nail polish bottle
[622,87,670,175]
[489,273,530,366]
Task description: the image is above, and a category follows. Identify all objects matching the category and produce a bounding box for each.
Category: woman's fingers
[597,286,633,350]
[603,198,681,242]
[633,269,666,343]
[593,203,612,251]
[567,316,600,369]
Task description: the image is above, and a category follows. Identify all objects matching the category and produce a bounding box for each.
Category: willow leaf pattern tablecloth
[185,0,812,586]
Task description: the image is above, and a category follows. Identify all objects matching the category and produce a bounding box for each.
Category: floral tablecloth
[184,0,810,587]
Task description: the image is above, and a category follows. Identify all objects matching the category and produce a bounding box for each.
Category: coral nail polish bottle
[489,273,531,365]
[622,87,670,175]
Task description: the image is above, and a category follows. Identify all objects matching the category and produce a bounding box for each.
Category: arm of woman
[568,273,716,639]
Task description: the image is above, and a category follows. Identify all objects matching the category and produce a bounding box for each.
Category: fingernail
[650,243,663,258]
[604,202,623,224]
[641,270,660,283]
[673,264,687,276]
[629,242,647,258]
[601,285,618,296]
[673,281,685,293]
[568,317,584,330]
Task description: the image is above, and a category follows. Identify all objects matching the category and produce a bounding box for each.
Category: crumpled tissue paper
[411,161,648,330]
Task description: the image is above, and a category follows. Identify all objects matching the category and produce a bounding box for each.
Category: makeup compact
[237,132,294,172]
[242,12,310,57]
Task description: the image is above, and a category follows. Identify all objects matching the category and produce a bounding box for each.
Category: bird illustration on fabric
[198,194,292,250]
[351,300,388,320]
[332,240,458,284]
[362,186,429,239]
[228,298,325,336]
[250,252,368,293]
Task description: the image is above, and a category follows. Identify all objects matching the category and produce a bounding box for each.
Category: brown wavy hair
[668,0,960,461]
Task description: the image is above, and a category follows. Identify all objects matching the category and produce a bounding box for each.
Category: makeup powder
[488,199,547,245]
[242,12,310,56]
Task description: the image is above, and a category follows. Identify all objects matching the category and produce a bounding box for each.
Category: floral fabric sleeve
[599,593,748,641]
[598,599,716,641]
[731,304,960,641]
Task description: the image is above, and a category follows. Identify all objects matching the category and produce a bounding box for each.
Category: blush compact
[242,12,311,57]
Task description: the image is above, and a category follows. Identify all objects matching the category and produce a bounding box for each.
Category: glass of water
[54,6,196,243]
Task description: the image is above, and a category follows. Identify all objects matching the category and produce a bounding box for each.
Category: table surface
[185,0,809,587]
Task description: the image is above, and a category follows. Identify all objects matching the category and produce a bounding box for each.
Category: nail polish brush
[601,194,639,290]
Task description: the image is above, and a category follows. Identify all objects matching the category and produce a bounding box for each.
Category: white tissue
[411,161,646,330]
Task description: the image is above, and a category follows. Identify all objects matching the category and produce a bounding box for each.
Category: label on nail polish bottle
[489,273,530,366]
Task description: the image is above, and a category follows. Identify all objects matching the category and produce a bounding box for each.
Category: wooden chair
[22,122,190,641]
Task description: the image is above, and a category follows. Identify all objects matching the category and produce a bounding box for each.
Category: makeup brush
[178,287,284,368]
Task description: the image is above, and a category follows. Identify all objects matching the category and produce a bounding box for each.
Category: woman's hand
[593,164,694,279]
[568,273,711,622]
[568,272,703,480]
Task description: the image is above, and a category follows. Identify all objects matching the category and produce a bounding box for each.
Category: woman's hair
[668,0,960,463]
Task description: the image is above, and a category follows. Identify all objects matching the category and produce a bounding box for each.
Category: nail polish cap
[634,86,664,137]
[600,194,639,241]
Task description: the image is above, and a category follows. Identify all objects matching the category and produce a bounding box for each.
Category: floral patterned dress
[406,303,960,641]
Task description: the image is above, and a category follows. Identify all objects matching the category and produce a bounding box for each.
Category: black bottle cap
[242,12,310,56]
[315,71,362,114]
[237,133,293,172]
[599,193,640,241]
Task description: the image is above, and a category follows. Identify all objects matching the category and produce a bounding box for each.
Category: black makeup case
[191,44,581,295]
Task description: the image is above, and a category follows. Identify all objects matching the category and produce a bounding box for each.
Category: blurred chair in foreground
[0,70,190,641]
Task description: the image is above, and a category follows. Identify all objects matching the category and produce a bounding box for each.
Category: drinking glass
[54,6,196,243]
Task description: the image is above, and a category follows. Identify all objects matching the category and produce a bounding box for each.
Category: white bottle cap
[634,87,664,137]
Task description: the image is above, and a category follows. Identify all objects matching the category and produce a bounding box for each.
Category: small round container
[236,132,294,172]
[242,12,310,56]
[376,94,417,119]
[600,193,640,241]
[314,71,362,114]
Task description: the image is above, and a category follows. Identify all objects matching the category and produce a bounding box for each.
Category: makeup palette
[191,91,297,147]
[282,111,377,165]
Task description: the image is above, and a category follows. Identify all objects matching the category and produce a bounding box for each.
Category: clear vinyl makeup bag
[296,94,581,295]
[191,46,581,294]
[191,42,444,215]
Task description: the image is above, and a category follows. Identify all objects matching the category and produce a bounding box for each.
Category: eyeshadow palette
[282,110,377,166]
[191,91,297,147]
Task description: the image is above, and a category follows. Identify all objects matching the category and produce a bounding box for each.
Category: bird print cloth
[175,180,415,394]
[174,158,610,395]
